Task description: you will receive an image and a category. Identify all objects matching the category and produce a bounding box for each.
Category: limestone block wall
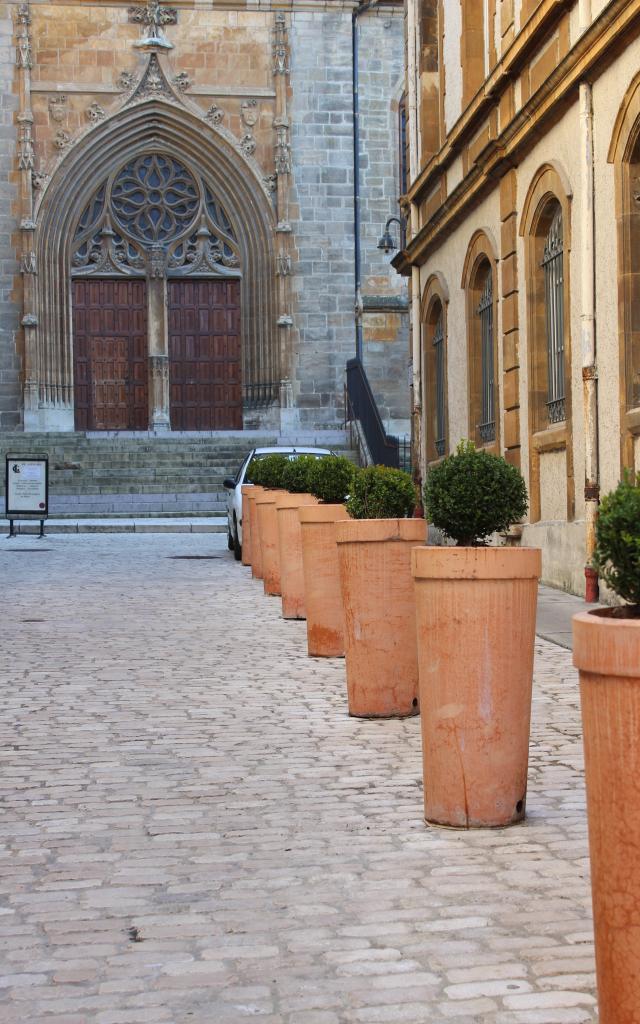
[0,4,21,430]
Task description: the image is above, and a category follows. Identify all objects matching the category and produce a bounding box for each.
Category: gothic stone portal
[71,152,243,431]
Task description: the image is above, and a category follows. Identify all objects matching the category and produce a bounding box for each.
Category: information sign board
[5,456,49,518]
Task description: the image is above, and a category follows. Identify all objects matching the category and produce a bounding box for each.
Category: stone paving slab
[0,534,597,1023]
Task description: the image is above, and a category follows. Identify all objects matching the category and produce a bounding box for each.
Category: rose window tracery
[72,152,241,278]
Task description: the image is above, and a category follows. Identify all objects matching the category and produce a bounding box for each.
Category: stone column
[147,245,170,431]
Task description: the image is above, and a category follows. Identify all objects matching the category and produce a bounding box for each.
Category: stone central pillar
[147,244,170,431]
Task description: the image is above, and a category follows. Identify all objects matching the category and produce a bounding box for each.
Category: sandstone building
[398,0,640,595]
[0,0,409,439]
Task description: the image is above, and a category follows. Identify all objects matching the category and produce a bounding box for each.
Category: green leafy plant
[281,455,317,494]
[257,453,289,489]
[245,457,265,486]
[308,455,355,504]
[346,465,416,520]
[423,439,528,546]
[592,471,640,610]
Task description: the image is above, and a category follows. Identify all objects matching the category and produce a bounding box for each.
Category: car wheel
[227,527,234,551]
[233,519,242,561]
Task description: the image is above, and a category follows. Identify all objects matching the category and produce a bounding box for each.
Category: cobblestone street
[0,534,597,1024]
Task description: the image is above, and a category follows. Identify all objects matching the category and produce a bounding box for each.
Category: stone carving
[129,0,177,30]
[48,95,67,123]
[129,53,172,102]
[263,174,277,194]
[633,176,640,205]
[87,102,106,123]
[150,355,170,380]
[276,250,292,276]
[148,243,166,278]
[21,251,37,274]
[173,72,191,93]
[21,314,38,327]
[205,104,225,126]
[31,171,48,191]
[241,134,257,158]
[54,130,70,150]
[18,116,35,171]
[20,218,36,231]
[274,118,291,176]
[241,99,258,129]
[273,13,289,77]
[118,70,136,90]
[16,4,32,70]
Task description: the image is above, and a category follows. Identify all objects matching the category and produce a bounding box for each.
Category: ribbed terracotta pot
[299,504,347,657]
[573,610,640,1024]
[249,486,265,580]
[276,492,318,619]
[412,545,541,828]
[336,518,426,718]
[255,490,286,596]
[240,485,253,566]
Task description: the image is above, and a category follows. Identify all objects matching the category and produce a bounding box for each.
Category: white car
[223,446,333,560]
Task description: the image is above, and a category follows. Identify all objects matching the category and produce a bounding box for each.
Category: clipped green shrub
[308,455,355,504]
[592,470,640,610]
[423,439,528,546]
[245,457,265,486]
[281,454,317,494]
[258,453,289,489]
[346,465,416,520]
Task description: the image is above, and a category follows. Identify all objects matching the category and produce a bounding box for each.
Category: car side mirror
[223,477,236,490]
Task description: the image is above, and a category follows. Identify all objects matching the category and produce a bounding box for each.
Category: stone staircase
[0,431,354,516]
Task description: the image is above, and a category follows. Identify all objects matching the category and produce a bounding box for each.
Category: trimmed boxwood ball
[424,439,528,546]
[258,453,289,489]
[308,455,355,504]
[245,458,264,486]
[346,465,416,520]
[592,470,640,610]
[281,454,317,493]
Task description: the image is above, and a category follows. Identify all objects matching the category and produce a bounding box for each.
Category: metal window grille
[433,314,446,457]
[477,270,495,443]
[541,206,565,424]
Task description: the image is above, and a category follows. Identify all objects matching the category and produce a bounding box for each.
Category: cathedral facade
[0,0,408,436]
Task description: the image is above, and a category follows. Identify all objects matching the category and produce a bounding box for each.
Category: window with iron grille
[541,206,565,424]
[433,312,446,457]
[477,269,495,444]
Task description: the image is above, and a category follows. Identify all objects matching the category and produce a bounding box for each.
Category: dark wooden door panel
[168,278,242,430]
[73,279,148,431]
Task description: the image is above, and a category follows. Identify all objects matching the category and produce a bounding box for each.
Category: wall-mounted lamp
[377,216,405,254]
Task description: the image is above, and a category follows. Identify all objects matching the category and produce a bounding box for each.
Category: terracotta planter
[299,504,347,657]
[275,493,318,619]
[336,518,426,718]
[412,546,541,828]
[573,610,640,1024]
[249,487,265,580]
[240,485,253,566]
[255,490,286,596]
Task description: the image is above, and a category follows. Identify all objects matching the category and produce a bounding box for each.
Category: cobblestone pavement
[0,534,597,1024]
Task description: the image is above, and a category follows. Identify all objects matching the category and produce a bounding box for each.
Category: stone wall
[0,4,21,430]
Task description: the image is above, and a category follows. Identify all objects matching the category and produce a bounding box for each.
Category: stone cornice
[405,0,640,267]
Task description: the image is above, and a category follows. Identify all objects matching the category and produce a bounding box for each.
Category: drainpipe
[406,0,423,489]
[353,1,377,363]
[579,80,599,602]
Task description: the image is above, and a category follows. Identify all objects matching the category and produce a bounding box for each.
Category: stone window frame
[421,272,449,466]
[461,230,500,454]
[608,69,640,471]
[520,162,575,524]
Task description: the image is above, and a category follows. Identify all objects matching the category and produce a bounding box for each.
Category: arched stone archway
[27,92,278,431]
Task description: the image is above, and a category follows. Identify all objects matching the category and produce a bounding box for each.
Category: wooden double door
[73,278,242,431]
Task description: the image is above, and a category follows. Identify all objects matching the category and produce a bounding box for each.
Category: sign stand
[4,455,49,538]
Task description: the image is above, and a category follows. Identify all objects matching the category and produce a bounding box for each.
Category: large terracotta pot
[249,486,265,580]
[412,546,541,828]
[573,610,640,1024]
[240,484,253,566]
[299,504,347,657]
[275,492,318,619]
[336,518,426,718]
[255,490,286,596]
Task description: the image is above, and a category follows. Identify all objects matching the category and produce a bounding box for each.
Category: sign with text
[5,456,49,518]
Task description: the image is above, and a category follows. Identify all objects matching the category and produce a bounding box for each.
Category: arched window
[422,276,449,464]
[541,204,565,425]
[463,235,499,451]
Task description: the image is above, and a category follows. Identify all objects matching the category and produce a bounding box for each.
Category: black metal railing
[243,382,279,409]
[345,358,400,468]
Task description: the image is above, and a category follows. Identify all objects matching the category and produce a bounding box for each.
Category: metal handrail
[345,358,400,468]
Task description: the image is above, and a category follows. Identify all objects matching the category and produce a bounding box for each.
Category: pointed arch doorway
[71,152,243,431]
